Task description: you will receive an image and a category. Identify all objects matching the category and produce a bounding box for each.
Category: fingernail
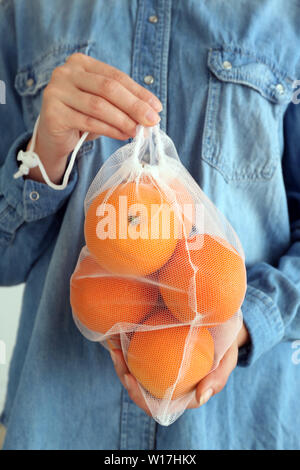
[148,97,163,112]
[145,108,160,124]
[198,388,213,406]
[124,374,130,390]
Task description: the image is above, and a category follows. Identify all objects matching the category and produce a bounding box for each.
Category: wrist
[24,138,68,184]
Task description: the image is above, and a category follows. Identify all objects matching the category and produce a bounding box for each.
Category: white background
[0,285,24,414]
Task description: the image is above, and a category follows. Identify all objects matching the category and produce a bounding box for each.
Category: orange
[127,309,214,399]
[70,256,159,333]
[159,234,246,324]
[145,176,195,237]
[84,181,181,276]
[167,178,195,239]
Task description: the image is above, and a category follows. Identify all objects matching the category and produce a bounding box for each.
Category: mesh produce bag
[70,125,247,426]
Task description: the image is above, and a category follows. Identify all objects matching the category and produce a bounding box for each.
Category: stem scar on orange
[70,256,159,334]
[84,181,181,276]
[159,234,247,325]
[165,178,195,239]
[84,177,196,277]
[127,309,214,400]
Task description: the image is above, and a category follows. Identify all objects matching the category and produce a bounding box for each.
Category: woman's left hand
[110,323,250,416]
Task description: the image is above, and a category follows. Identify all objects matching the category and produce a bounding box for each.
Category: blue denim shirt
[1,0,300,450]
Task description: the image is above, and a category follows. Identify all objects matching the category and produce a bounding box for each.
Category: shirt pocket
[201,48,294,182]
[14,41,95,157]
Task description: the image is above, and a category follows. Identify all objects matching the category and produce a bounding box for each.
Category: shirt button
[144,75,155,85]
[276,83,285,95]
[148,15,158,24]
[222,61,232,70]
[26,78,34,87]
[29,191,40,201]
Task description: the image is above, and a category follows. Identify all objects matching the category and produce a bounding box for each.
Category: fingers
[71,69,161,127]
[110,348,129,389]
[188,341,239,410]
[123,375,152,417]
[67,53,163,112]
[49,54,163,139]
[43,97,132,141]
[36,53,162,183]
[110,341,238,415]
[237,322,250,348]
[106,335,121,350]
[110,349,151,416]
[56,84,138,137]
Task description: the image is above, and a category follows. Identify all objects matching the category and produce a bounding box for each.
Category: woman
[0,0,299,449]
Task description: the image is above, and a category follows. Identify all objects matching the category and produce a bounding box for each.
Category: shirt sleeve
[0,131,78,286]
[238,100,300,366]
[1,131,78,223]
[0,1,78,285]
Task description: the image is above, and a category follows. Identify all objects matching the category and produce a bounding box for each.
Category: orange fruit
[84,181,181,276]
[127,309,214,399]
[70,256,159,333]
[159,234,246,324]
[144,176,195,237]
[167,179,195,239]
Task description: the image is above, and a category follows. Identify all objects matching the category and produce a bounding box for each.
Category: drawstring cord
[13,115,89,190]
[13,115,162,191]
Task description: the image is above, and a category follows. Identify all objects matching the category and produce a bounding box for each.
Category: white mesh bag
[70,124,247,426]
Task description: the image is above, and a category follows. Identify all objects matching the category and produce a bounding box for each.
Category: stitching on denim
[76,141,95,161]
[201,92,279,181]
[142,412,150,450]
[246,284,275,310]
[17,41,94,74]
[0,204,12,224]
[0,202,24,233]
[209,59,291,104]
[212,46,295,83]
[148,417,157,450]
[153,1,163,80]
[120,388,128,450]
[208,49,294,104]
[201,75,220,163]
[131,1,144,84]
[0,230,14,247]
[16,44,96,128]
[158,0,172,133]
[201,50,283,182]
[15,43,94,101]
[246,287,285,342]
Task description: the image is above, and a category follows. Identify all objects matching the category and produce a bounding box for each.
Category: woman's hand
[26,53,162,183]
[193,323,249,407]
[110,323,250,416]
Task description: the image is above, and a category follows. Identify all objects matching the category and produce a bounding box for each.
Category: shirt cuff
[0,131,78,223]
[238,284,285,366]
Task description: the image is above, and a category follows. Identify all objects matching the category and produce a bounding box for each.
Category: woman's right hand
[26,53,162,184]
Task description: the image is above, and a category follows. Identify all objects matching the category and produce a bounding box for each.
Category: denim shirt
[1,0,300,450]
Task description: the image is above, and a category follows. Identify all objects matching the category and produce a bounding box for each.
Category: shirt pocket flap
[14,41,93,96]
[207,48,294,104]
